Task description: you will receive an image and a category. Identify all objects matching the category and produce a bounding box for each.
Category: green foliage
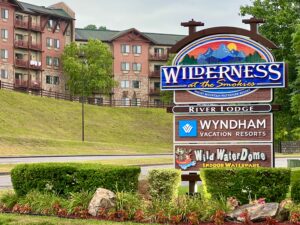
[291,168,300,184]
[84,24,97,30]
[116,192,144,219]
[160,54,175,103]
[0,191,19,208]
[11,163,140,197]
[200,168,291,204]
[291,180,300,203]
[148,169,181,202]
[240,0,300,141]
[62,40,115,97]
[67,191,93,213]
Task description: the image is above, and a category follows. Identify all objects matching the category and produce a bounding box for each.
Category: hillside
[0,90,172,156]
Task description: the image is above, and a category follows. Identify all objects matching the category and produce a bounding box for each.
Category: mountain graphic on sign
[197,43,246,64]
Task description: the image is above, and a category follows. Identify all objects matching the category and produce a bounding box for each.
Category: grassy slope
[0,90,172,156]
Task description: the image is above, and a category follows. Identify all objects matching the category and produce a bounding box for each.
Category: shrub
[0,191,19,209]
[200,168,291,204]
[291,168,300,184]
[116,191,144,219]
[11,163,141,196]
[291,180,300,203]
[148,169,181,202]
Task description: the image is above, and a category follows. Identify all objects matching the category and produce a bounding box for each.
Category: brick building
[0,0,75,92]
[75,28,184,106]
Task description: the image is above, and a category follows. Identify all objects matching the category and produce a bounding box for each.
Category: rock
[227,203,279,222]
[88,188,116,217]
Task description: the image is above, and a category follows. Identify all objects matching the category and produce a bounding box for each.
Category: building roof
[17,1,74,19]
[75,28,186,46]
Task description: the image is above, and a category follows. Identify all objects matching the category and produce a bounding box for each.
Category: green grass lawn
[0,213,159,225]
[0,90,172,156]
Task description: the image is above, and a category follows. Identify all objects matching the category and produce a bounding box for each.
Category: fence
[0,80,172,108]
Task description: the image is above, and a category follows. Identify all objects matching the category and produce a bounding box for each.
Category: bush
[291,180,300,203]
[0,191,19,209]
[200,168,291,204]
[291,168,300,184]
[148,169,181,202]
[11,163,141,196]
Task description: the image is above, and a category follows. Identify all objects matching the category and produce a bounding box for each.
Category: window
[121,44,130,54]
[46,75,59,85]
[121,62,130,71]
[120,80,129,88]
[54,39,60,49]
[154,65,161,71]
[1,9,8,19]
[46,56,52,66]
[47,19,53,28]
[154,82,160,89]
[133,45,141,54]
[1,49,8,59]
[121,97,130,106]
[132,98,141,106]
[154,48,164,56]
[132,63,141,71]
[56,23,60,31]
[53,57,60,67]
[1,69,8,79]
[1,29,8,39]
[132,80,140,89]
[46,38,53,47]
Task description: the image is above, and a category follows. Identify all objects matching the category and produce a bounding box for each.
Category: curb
[0,153,173,159]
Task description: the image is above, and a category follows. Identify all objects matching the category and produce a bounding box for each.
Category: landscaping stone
[227,203,279,222]
[88,188,116,217]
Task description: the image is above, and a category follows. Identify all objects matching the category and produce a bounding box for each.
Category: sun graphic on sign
[227,43,237,51]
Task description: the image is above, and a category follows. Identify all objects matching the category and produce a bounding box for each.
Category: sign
[173,104,272,114]
[174,89,273,104]
[161,62,285,91]
[174,113,273,143]
[174,143,273,172]
[162,34,285,101]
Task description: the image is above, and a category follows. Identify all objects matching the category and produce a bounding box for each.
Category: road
[0,156,299,190]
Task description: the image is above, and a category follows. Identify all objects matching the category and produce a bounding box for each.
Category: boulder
[88,188,116,217]
[227,203,279,222]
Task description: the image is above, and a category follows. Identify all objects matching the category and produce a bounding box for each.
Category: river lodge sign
[164,18,287,172]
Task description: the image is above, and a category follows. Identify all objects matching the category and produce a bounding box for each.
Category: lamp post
[79,51,87,142]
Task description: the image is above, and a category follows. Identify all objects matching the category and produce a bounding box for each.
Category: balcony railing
[149,53,168,61]
[30,23,41,32]
[14,79,28,88]
[149,88,160,95]
[29,80,41,90]
[149,70,160,78]
[15,19,29,29]
[15,59,28,68]
[29,61,42,70]
[29,43,42,51]
[14,40,28,49]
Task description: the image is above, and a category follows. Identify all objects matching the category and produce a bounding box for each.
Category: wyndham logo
[179,120,197,137]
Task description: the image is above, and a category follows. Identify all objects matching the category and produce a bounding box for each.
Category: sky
[24,0,253,35]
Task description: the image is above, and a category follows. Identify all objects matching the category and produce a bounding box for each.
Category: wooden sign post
[163,18,287,194]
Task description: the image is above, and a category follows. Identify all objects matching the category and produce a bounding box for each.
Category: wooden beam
[41,16,49,31]
[63,21,70,36]
[52,19,60,33]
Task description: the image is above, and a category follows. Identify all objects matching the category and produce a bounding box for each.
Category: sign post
[163,18,287,194]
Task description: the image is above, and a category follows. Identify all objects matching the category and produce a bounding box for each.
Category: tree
[160,54,175,103]
[240,0,300,141]
[98,26,107,31]
[291,24,300,139]
[62,39,116,97]
[84,24,97,30]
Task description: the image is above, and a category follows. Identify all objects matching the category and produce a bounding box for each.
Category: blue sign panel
[161,62,285,91]
[178,120,198,137]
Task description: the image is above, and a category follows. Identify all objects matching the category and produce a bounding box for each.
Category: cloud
[24,0,252,34]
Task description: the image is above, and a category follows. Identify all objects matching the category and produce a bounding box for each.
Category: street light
[79,51,87,142]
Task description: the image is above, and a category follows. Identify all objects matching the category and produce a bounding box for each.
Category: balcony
[15,59,28,69]
[29,61,42,70]
[149,53,168,61]
[14,79,28,88]
[149,70,160,78]
[14,40,28,49]
[29,80,41,90]
[29,43,42,51]
[15,19,29,29]
[149,88,160,96]
[30,23,41,32]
